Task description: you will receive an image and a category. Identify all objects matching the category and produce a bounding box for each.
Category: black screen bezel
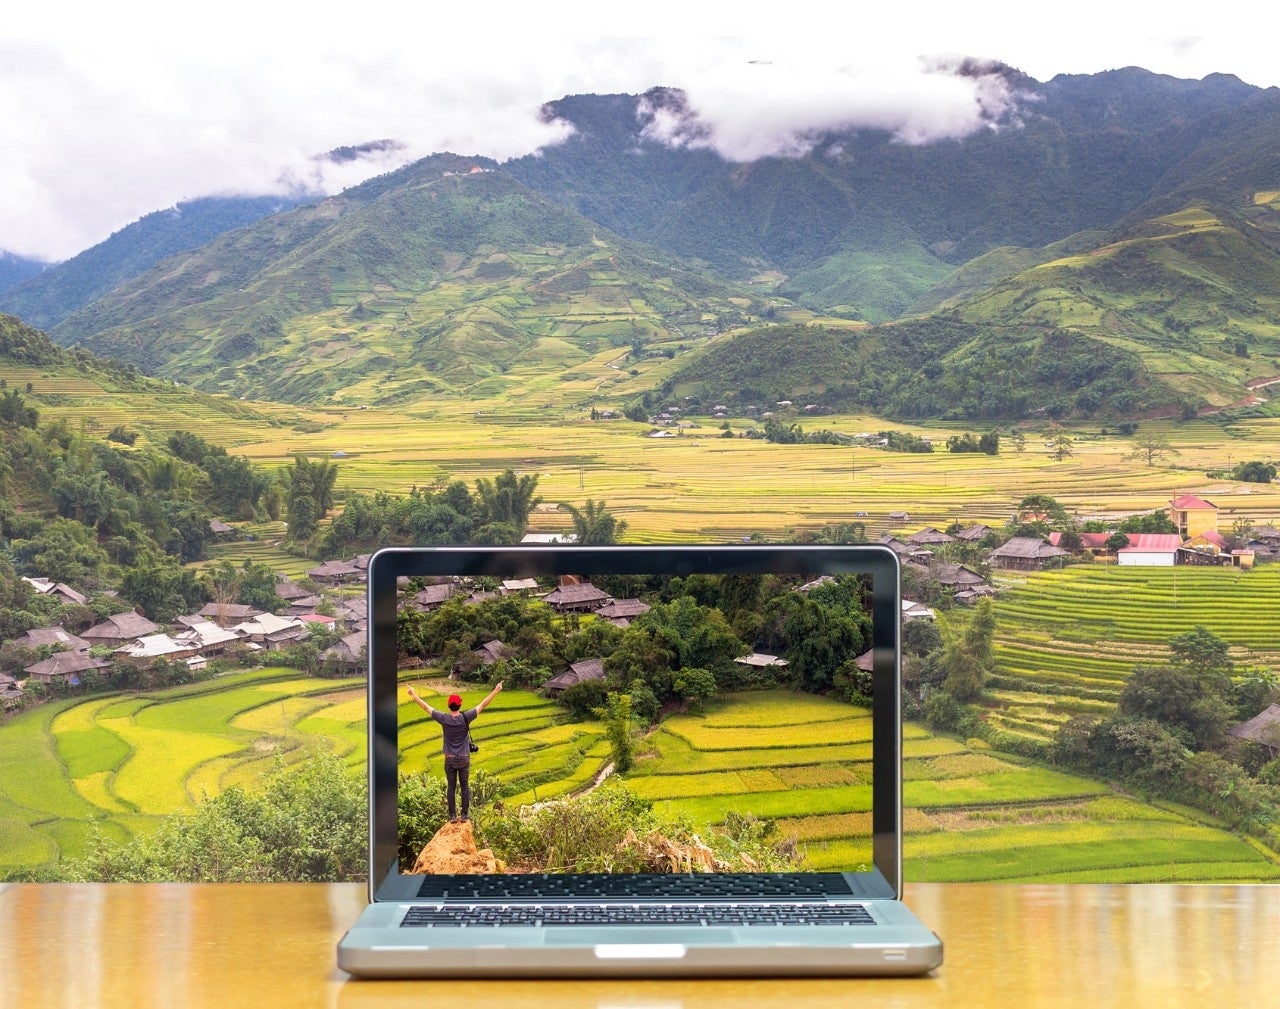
[366,544,903,899]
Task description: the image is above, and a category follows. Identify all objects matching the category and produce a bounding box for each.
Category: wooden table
[1,882,1275,1007]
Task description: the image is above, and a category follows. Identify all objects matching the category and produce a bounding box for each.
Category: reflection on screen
[395,572,876,875]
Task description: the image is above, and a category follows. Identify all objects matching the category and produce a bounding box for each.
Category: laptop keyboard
[400,903,875,928]
[414,872,853,901]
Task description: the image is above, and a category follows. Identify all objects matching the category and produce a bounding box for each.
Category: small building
[198,602,264,627]
[307,559,363,584]
[934,564,987,590]
[81,612,162,648]
[595,599,650,626]
[413,584,456,611]
[13,627,91,653]
[0,673,22,709]
[989,537,1069,571]
[23,651,111,685]
[1048,531,1113,556]
[1228,703,1280,755]
[500,578,540,594]
[22,578,88,607]
[520,532,579,544]
[906,527,954,546]
[902,599,936,621]
[208,519,236,537]
[473,640,508,666]
[321,631,367,672]
[734,653,790,669]
[274,579,313,603]
[544,657,605,695]
[232,613,309,646]
[542,582,613,612]
[285,595,324,618]
[1117,533,1183,567]
[953,524,994,543]
[1170,494,1218,538]
[173,620,242,657]
[115,634,200,666]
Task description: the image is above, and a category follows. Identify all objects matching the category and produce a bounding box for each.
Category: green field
[622,692,1280,882]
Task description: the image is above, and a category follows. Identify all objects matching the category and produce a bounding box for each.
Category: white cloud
[2,1,1276,261]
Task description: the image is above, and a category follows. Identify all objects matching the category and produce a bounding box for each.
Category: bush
[558,679,608,719]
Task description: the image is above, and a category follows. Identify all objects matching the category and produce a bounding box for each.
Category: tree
[1117,665,1232,749]
[595,692,636,773]
[1231,461,1276,484]
[1168,625,1233,683]
[282,456,338,542]
[474,469,541,533]
[1124,433,1181,468]
[565,499,628,545]
[1048,431,1074,462]
[941,599,995,702]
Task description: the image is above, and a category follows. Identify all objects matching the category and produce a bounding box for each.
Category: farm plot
[986,565,1280,743]
[0,671,365,874]
[622,691,1279,882]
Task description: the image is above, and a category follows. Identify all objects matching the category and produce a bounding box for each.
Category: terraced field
[0,669,364,871]
[984,565,1280,743]
[625,691,1280,883]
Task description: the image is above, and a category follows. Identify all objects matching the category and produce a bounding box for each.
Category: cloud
[2,1,1276,262]
[637,58,1028,162]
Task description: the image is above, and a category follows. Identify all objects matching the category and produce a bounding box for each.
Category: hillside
[663,193,1280,420]
[0,195,307,331]
[0,253,45,295]
[507,69,1280,321]
[52,156,772,405]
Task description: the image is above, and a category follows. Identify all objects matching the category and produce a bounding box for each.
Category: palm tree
[565,499,627,545]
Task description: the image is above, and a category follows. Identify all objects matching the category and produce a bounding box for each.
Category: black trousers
[445,761,471,819]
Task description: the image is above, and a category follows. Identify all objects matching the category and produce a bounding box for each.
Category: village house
[0,673,22,709]
[1048,531,1113,557]
[285,595,324,618]
[544,657,605,695]
[173,620,242,658]
[594,599,651,626]
[81,612,161,648]
[321,631,367,672]
[906,527,955,547]
[1117,533,1183,567]
[307,559,363,584]
[274,579,313,603]
[934,564,989,593]
[500,578,540,594]
[232,613,309,646]
[1228,703,1280,755]
[115,634,200,667]
[23,651,112,685]
[988,537,1069,571]
[13,627,90,653]
[734,653,790,670]
[902,599,936,621]
[953,523,994,543]
[198,602,264,627]
[413,584,456,611]
[542,582,613,612]
[335,597,368,633]
[1170,494,1218,538]
[21,577,88,607]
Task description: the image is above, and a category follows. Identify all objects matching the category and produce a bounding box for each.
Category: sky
[4,0,1276,263]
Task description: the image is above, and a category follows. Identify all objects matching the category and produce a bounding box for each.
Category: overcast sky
[4,0,1276,262]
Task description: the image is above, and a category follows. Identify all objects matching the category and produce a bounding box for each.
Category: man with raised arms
[407,681,503,823]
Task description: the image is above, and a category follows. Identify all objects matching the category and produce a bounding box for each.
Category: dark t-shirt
[430,707,478,760]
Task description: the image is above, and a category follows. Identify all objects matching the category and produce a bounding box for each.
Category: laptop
[337,544,942,977]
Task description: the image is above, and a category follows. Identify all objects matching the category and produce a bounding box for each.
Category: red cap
[447,694,463,708]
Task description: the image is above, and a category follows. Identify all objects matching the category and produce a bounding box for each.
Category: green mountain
[0,195,306,331]
[54,155,771,404]
[0,253,46,295]
[661,195,1280,421]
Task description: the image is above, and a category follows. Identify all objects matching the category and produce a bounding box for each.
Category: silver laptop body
[338,544,942,977]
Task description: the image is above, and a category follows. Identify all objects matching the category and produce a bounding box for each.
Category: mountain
[661,193,1280,421]
[52,155,772,404]
[0,252,46,294]
[0,194,308,331]
[34,68,1280,419]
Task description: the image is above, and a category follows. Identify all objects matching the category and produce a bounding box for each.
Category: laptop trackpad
[545,928,733,945]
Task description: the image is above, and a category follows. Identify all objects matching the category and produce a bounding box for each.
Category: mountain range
[3,66,1279,421]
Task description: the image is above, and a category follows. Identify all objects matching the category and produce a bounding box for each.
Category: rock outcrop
[411,820,504,874]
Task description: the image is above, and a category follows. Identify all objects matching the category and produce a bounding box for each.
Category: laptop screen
[367,545,902,899]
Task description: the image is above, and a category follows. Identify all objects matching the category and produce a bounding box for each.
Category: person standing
[407,681,503,822]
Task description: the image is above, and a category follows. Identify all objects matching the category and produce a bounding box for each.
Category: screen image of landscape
[394,570,882,877]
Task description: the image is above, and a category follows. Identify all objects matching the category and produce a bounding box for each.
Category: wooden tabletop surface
[1,882,1275,1007]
